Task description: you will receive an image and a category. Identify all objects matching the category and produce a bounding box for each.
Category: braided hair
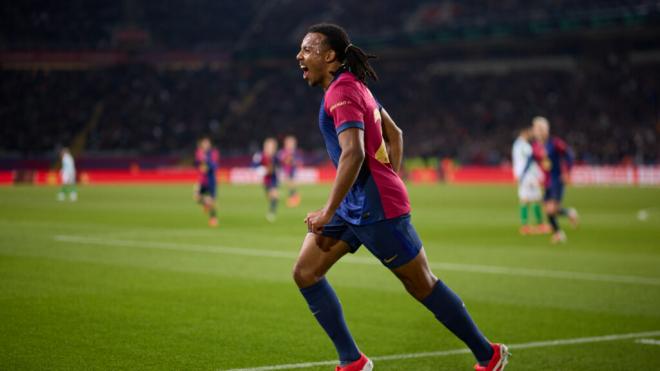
[308,23,378,84]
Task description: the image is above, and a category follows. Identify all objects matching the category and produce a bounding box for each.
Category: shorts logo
[383,254,398,264]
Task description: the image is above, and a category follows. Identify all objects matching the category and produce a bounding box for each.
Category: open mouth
[300,65,309,79]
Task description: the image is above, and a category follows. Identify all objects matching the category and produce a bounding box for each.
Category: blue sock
[269,198,278,213]
[300,278,360,364]
[548,214,559,232]
[422,280,493,364]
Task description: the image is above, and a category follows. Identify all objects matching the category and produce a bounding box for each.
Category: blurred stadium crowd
[1,0,659,165]
[3,1,656,50]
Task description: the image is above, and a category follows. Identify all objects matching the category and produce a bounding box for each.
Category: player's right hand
[304,208,331,236]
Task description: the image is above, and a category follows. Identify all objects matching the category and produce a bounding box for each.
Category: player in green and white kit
[58,148,77,202]
[512,128,547,234]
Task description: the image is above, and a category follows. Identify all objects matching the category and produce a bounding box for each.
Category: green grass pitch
[1,183,660,370]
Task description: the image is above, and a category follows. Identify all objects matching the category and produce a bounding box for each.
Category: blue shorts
[264,174,279,191]
[321,213,423,269]
[544,180,564,202]
[199,183,216,198]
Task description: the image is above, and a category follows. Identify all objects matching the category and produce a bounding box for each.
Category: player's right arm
[306,84,366,234]
[307,127,365,234]
[380,108,403,173]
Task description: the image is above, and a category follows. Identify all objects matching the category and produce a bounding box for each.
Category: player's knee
[292,262,321,288]
[400,276,437,301]
[411,281,437,301]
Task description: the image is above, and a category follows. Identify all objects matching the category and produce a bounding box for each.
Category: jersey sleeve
[325,84,365,134]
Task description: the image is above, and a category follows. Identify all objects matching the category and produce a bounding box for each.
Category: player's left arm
[380,108,403,173]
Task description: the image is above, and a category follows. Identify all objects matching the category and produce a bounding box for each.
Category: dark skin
[293,32,437,301]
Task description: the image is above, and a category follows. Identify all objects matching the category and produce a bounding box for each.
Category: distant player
[512,127,548,235]
[293,24,508,371]
[278,135,302,207]
[531,116,579,243]
[253,137,280,222]
[194,137,219,227]
[58,148,77,202]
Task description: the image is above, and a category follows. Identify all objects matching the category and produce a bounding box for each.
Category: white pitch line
[222,330,660,371]
[636,338,660,346]
[52,235,660,286]
[426,261,660,286]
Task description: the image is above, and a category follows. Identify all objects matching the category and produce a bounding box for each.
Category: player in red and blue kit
[531,116,579,243]
[194,137,219,227]
[253,137,280,222]
[293,23,509,371]
[278,135,302,207]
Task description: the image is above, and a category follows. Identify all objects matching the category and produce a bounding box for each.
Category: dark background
[1,0,659,167]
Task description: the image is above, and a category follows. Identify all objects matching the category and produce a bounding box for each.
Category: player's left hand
[304,208,332,235]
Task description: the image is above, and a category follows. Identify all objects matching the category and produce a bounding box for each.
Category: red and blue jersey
[195,148,219,186]
[253,151,279,188]
[319,70,410,225]
[277,148,300,177]
[532,137,573,187]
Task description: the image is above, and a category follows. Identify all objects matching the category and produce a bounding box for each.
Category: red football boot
[335,353,373,371]
[474,343,510,371]
[536,223,552,234]
[286,193,301,208]
[518,225,531,235]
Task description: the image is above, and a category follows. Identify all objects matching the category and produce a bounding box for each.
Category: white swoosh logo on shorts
[384,255,398,264]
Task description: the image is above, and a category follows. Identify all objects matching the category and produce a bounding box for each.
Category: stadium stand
[1,0,658,166]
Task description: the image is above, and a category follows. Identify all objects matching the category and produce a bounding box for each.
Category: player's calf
[392,251,495,366]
